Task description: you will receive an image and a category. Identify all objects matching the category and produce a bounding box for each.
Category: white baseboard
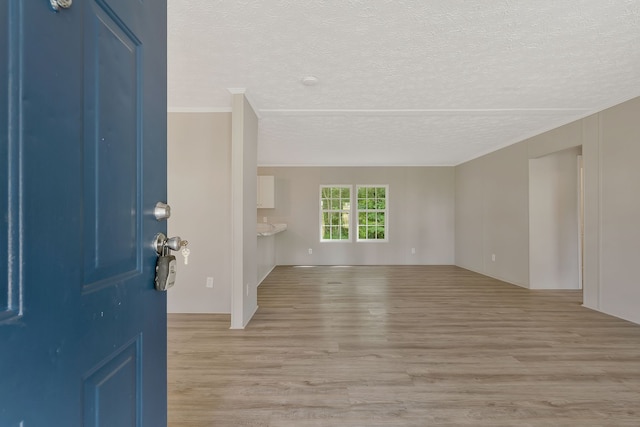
[258,265,276,286]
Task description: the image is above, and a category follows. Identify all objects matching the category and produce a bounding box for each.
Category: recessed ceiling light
[301,76,319,86]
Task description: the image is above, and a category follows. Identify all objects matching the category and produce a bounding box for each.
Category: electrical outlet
[245,283,249,296]
[492,253,496,262]
[263,217,267,223]
[308,248,313,255]
[206,277,214,288]
[411,248,416,255]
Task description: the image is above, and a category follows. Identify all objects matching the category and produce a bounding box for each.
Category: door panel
[83,1,141,289]
[83,336,141,426]
[0,0,167,425]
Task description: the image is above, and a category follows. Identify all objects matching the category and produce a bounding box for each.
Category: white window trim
[355,184,389,243]
[319,185,353,242]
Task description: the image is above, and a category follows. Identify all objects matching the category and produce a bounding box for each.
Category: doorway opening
[529,146,583,299]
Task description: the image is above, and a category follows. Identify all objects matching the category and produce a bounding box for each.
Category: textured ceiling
[168,1,640,166]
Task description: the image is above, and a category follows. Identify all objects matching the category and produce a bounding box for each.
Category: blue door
[1,0,167,425]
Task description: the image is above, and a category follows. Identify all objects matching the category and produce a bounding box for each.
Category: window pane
[327,225,336,239]
[367,226,376,239]
[321,186,351,240]
[355,186,387,240]
[341,226,349,239]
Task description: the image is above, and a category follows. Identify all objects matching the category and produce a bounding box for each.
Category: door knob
[153,233,188,255]
[165,236,188,251]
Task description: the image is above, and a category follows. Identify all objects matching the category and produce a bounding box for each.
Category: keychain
[181,247,191,265]
[155,245,177,291]
[153,234,189,291]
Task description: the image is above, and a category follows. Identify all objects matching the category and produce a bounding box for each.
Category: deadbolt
[154,202,171,221]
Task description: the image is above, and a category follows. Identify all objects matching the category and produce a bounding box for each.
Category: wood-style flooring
[168,266,640,426]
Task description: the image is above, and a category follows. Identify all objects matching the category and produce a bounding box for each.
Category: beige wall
[455,96,640,324]
[167,101,259,327]
[257,167,455,265]
[598,99,640,323]
[455,142,530,286]
[167,112,231,313]
[231,94,259,328]
[257,234,276,284]
[168,96,640,326]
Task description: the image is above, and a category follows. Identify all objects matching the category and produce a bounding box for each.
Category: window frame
[319,185,353,242]
[355,184,389,243]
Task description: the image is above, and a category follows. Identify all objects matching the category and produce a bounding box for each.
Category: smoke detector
[301,76,319,86]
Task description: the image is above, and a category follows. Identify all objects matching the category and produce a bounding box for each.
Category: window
[320,185,388,242]
[320,186,351,241]
[356,185,388,241]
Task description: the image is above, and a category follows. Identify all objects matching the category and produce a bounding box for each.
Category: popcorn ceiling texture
[168,1,640,165]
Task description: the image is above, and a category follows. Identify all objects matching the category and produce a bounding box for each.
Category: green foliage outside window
[321,186,350,240]
[320,185,388,241]
[357,186,386,240]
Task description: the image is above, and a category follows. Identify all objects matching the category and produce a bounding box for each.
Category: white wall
[257,167,455,265]
[167,112,231,313]
[529,146,582,289]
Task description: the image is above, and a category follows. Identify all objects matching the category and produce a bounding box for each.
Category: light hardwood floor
[168,266,640,426]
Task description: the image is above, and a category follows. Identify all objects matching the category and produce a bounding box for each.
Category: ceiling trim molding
[257,162,457,167]
[168,107,232,113]
[259,108,591,117]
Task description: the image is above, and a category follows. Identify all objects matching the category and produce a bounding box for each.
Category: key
[181,247,190,265]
